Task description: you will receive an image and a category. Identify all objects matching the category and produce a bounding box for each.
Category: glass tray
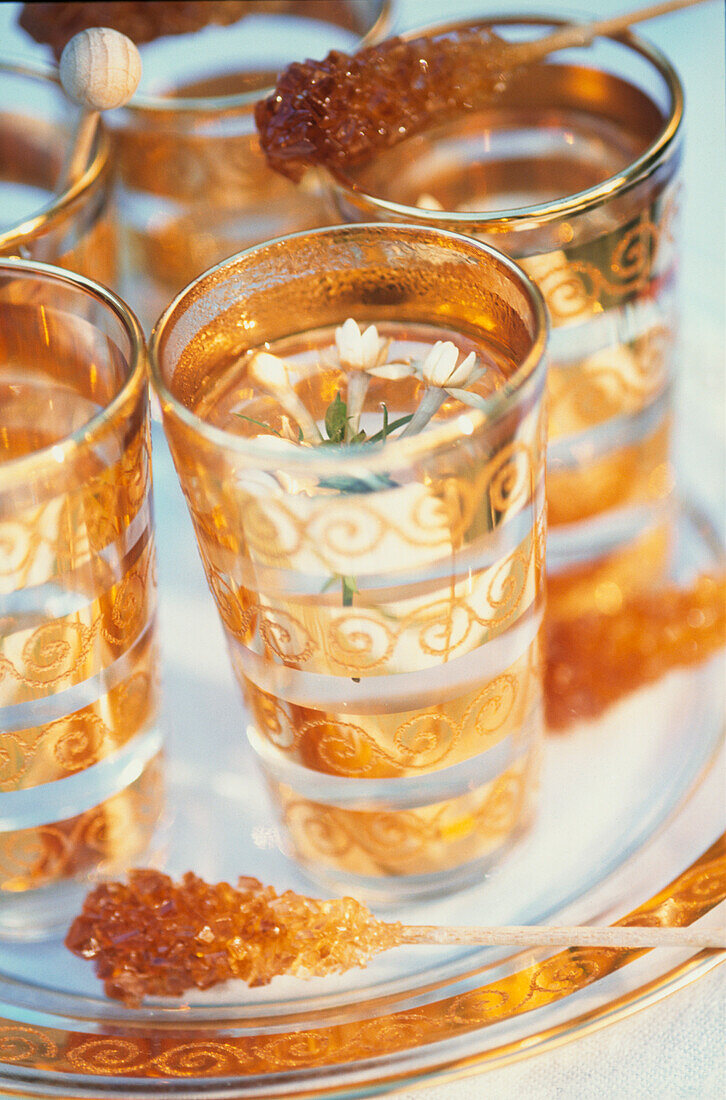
[0,433,723,1098]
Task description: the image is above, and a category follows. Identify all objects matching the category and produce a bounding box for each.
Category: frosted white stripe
[230,606,542,715]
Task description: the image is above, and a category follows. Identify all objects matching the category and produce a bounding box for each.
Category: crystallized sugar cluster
[255,28,512,181]
[66,869,402,1005]
[546,573,726,730]
[20,2,270,55]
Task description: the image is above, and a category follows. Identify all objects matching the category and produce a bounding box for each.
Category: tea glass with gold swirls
[150,223,547,902]
[328,15,682,622]
[0,60,116,284]
[107,0,390,331]
[0,259,162,937]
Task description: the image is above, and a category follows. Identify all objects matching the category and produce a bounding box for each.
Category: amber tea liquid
[189,322,544,892]
[0,319,161,932]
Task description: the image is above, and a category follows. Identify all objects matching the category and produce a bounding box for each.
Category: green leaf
[233,414,281,436]
[342,575,358,606]
[324,392,348,443]
[366,413,414,444]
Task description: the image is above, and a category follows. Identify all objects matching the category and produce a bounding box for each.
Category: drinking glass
[0,259,162,936]
[150,223,547,901]
[110,0,390,330]
[328,15,682,617]
[0,61,116,284]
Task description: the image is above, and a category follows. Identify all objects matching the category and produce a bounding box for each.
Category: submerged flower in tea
[335,318,385,372]
[237,318,492,450]
[420,340,476,389]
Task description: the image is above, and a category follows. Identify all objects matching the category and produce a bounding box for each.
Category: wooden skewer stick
[395,923,726,951]
[58,27,141,191]
[507,0,706,68]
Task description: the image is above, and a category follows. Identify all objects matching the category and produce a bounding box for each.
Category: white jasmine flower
[401,343,486,437]
[335,318,413,440]
[249,351,292,392]
[364,360,413,381]
[335,318,384,371]
[248,351,322,443]
[420,341,478,389]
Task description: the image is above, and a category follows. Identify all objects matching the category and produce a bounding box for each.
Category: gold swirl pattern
[524,186,679,531]
[212,519,540,681]
[0,384,160,896]
[0,755,163,892]
[522,191,679,327]
[2,835,721,1081]
[246,640,539,779]
[0,1026,59,1063]
[0,649,157,793]
[0,539,155,705]
[275,754,535,879]
[0,421,150,593]
[184,418,542,581]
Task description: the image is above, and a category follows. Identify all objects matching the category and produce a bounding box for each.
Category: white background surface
[1,1,724,1097]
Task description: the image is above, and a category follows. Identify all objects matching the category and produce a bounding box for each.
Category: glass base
[288,817,534,907]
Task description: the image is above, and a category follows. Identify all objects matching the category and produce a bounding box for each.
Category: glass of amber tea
[328,16,683,619]
[109,0,390,331]
[150,223,547,901]
[0,259,163,937]
[0,61,116,285]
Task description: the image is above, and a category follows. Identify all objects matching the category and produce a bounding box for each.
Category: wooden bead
[59,27,141,111]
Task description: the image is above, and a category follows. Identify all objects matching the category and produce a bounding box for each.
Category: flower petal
[421,340,460,387]
[360,323,381,367]
[249,351,292,391]
[366,362,414,380]
[446,388,489,411]
[444,351,478,388]
[335,317,363,367]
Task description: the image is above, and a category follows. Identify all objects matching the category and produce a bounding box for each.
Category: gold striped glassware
[328,15,683,619]
[0,259,162,937]
[150,224,548,902]
[0,61,116,285]
[110,0,390,331]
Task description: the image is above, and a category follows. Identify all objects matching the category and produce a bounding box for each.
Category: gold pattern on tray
[0,833,722,1077]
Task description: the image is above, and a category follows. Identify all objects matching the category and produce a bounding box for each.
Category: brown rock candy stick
[255,0,702,181]
[66,869,725,1006]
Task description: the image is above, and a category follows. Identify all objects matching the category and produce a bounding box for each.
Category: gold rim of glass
[0,257,146,483]
[0,60,111,253]
[330,15,684,231]
[148,222,549,472]
[126,0,392,114]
